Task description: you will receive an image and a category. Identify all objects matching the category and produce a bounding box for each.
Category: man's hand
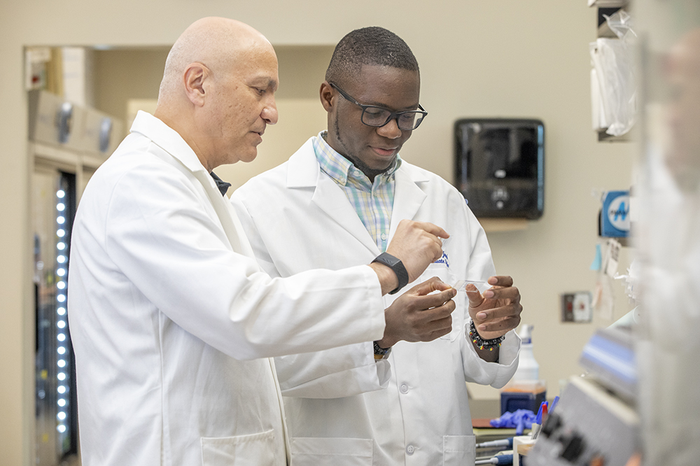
[377,277,457,349]
[369,220,448,295]
[466,276,522,341]
[386,220,448,283]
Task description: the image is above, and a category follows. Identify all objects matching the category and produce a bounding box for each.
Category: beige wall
[0,2,637,464]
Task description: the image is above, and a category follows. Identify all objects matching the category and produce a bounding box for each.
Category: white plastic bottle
[501,324,545,414]
[513,324,539,382]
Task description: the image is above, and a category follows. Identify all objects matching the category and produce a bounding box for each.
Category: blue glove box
[501,389,547,414]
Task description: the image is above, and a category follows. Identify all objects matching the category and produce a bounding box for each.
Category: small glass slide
[452,279,491,295]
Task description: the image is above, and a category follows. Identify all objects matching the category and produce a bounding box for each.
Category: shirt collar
[312,131,402,187]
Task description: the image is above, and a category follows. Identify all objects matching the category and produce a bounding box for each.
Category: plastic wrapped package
[590,10,638,137]
[590,38,637,136]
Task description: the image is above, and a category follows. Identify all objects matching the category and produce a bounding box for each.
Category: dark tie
[210,172,232,196]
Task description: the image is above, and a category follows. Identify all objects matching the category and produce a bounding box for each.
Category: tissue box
[501,390,547,415]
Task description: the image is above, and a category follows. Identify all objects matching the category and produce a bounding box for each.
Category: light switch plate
[561,292,592,322]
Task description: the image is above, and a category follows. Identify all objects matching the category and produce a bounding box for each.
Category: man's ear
[319,81,335,112]
[183,63,209,107]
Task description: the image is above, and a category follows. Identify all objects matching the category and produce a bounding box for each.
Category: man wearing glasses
[231,27,523,466]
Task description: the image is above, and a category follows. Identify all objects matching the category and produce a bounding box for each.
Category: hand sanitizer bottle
[513,324,539,382]
[500,324,546,414]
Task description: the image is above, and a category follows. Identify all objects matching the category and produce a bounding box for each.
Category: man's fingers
[487,275,514,287]
[475,302,523,322]
[403,278,456,311]
[387,220,451,282]
[406,220,449,263]
[421,298,456,318]
[413,221,450,241]
[475,314,521,334]
[417,315,453,341]
[410,277,452,296]
[483,285,520,303]
[465,284,485,307]
[420,289,457,310]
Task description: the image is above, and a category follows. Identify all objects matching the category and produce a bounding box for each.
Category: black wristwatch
[371,252,409,295]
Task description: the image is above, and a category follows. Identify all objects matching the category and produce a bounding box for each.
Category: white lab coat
[67,113,388,466]
[231,137,521,466]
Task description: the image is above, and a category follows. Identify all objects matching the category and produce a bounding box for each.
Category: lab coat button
[400,383,409,394]
[406,445,415,455]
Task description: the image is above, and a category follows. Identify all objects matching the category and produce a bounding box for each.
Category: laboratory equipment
[475,453,514,465]
[526,327,639,466]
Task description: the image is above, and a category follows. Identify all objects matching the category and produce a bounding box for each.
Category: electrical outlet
[561,292,592,322]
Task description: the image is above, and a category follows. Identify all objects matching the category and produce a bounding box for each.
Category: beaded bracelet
[468,320,505,351]
[373,341,392,360]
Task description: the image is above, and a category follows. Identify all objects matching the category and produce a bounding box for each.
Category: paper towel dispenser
[454,118,544,220]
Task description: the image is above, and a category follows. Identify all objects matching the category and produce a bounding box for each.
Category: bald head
[153,17,279,171]
[158,17,271,106]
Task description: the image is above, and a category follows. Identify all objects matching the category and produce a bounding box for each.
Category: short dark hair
[325,27,419,86]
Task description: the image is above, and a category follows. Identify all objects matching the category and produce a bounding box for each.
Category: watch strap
[371,252,409,295]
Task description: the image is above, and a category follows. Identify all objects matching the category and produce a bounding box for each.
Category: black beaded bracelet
[468,320,505,351]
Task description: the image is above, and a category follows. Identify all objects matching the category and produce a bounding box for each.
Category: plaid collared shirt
[313,131,401,252]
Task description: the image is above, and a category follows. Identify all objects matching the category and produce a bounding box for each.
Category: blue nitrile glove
[489,409,537,435]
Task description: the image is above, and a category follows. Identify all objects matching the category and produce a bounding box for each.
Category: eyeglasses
[329,82,427,131]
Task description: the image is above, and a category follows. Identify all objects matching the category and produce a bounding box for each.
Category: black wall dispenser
[454,118,545,220]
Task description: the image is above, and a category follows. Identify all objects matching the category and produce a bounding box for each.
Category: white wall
[0,2,636,464]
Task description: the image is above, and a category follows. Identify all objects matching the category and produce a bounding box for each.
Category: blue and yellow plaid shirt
[313,131,401,252]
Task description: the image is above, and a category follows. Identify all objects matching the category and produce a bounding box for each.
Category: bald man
[68,17,453,466]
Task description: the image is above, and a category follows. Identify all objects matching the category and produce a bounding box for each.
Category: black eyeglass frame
[328,82,428,131]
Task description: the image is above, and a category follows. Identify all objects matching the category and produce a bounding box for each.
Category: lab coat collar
[129,111,256,259]
[286,137,430,254]
[390,163,429,238]
[130,111,208,174]
[286,138,319,188]
[286,138,375,252]
[285,137,430,187]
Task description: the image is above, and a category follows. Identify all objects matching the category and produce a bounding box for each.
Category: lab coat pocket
[201,429,277,466]
[290,437,373,466]
[442,434,475,466]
